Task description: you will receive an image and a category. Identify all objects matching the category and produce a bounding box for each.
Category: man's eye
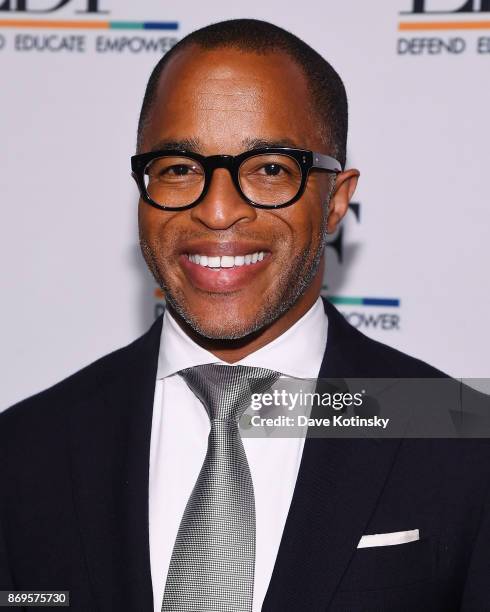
[167,164,194,176]
[261,163,286,176]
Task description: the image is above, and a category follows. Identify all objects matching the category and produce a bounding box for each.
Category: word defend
[398,36,490,55]
[398,37,466,54]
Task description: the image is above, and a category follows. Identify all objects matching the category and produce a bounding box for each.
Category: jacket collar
[263,299,402,610]
[69,298,401,611]
[68,317,161,611]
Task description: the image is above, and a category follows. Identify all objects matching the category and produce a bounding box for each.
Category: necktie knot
[178,363,280,422]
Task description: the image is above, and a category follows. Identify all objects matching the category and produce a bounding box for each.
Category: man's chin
[180,310,265,341]
[165,294,275,341]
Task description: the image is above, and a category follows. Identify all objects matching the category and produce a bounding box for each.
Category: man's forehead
[142,46,323,153]
[194,77,265,113]
[155,46,309,104]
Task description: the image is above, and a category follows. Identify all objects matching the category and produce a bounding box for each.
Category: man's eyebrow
[242,137,303,150]
[149,138,202,153]
[148,136,303,154]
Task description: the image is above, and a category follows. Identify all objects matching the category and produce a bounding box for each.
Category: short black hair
[137,18,348,167]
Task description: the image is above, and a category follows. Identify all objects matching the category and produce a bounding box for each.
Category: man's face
[138,47,341,339]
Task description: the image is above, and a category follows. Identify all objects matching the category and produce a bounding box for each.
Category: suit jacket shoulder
[0,315,164,433]
[320,297,446,378]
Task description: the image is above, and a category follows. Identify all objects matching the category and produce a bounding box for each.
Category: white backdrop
[1,0,489,409]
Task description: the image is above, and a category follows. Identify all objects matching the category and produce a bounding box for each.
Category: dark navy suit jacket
[1,298,490,610]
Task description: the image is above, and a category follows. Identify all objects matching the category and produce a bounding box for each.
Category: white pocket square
[357,528,419,549]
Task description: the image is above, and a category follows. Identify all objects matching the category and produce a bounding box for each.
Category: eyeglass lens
[143,153,303,208]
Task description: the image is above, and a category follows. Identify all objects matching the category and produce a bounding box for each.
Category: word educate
[9,33,177,53]
[250,389,364,412]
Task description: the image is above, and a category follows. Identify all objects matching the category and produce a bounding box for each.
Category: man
[1,18,489,612]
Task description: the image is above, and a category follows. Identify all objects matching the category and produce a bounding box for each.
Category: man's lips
[179,249,272,293]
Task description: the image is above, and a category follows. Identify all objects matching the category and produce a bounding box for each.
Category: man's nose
[190,168,257,229]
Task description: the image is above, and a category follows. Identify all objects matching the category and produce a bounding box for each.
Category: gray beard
[140,189,332,341]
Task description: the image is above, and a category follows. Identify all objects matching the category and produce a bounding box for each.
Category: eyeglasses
[131,147,342,211]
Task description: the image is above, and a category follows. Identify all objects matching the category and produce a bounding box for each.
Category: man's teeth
[187,252,265,268]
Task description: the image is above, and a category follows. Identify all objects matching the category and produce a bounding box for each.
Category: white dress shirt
[149,297,328,612]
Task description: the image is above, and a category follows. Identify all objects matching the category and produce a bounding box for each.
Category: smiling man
[134,33,357,353]
[1,18,490,612]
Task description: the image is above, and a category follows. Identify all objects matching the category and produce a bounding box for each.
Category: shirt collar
[157,296,328,380]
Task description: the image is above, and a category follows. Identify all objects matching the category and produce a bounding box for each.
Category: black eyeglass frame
[131,147,343,211]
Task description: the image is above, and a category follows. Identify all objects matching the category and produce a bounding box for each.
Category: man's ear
[326,169,360,233]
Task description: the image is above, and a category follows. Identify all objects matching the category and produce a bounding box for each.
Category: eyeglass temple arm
[312,152,343,173]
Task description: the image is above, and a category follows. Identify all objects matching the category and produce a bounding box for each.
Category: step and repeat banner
[1,0,489,408]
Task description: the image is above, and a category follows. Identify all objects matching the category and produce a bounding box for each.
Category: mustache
[152,228,287,254]
[164,228,278,243]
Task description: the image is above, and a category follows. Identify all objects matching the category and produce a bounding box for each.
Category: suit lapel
[68,299,402,611]
[68,317,162,611]
[262,299,402,611]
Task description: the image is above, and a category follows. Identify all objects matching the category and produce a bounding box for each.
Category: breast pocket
[339,536,435,592]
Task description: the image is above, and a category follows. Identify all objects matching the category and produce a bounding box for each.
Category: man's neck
[168,278,322,364]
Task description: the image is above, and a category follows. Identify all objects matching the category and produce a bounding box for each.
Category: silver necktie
[161,364,280,612]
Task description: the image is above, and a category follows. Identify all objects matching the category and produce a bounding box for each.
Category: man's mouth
[185,251,266,270]
[179,246,271,293]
